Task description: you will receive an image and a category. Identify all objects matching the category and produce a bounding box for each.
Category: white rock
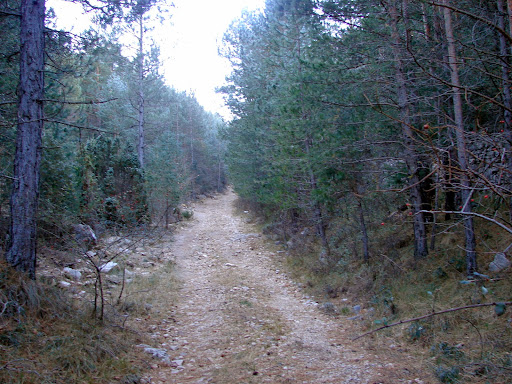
[172,359,184,367]
[74,224,97,249]
[86,250,96,258]
[59,281,71,288]
[489,253,511,272]
[63,267,82,281]
[143,347,171,364]
[106,236,120,244]
[99,261,118,273]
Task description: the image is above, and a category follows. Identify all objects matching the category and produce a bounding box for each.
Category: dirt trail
[141,190,431,384]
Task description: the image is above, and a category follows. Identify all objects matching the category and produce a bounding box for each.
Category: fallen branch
[353,301,512,341]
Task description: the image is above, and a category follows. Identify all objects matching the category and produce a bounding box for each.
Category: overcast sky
[47,0,265,119]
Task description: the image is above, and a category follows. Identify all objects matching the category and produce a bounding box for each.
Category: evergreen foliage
[0,1,227,253]
[221,0,512,273]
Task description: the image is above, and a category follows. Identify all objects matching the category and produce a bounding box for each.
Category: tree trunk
[498,0,512,220]
[137,15,145,169]
[508,0,512,41]
[295,24,331,260]
[304,136,331,258]
[421,3,431,41]
[5,0,45,279]
[357,197,370,263]
[388,0,428,259]
[441,0,478,276]
[498,0,512,129]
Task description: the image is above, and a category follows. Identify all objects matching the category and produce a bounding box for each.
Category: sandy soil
[136,189,435,384]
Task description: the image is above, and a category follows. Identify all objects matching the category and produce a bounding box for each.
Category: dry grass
[0,260,159,384]
[117,259,179,319]
[280,211,512,383]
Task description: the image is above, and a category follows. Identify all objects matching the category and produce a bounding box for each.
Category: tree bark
[388,0,428,259]
[508,0,512,40]
[498,0,512,220]
[498,0,512,129]
[304,136,331,258]
[421,3,431,41]
[5,0,45,279]
[441,0,478,276]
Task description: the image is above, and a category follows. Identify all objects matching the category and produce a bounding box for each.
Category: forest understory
[1,189,511,383]
[0,189,432,384]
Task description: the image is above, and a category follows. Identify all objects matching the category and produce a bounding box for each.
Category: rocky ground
[42,189,436,383]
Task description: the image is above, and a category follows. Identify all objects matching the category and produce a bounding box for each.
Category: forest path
[140,189,430,384]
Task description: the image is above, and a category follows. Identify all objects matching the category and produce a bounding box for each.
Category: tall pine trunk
[304,134,330,259]
[498,0,512,220]
[295,24,330,259]
[508,0,512,40]
[498,0,512,129]
[388,0,428,259]
[356,196,370,263]
[6,0,45,279]
[441,0,478,276]
[137,15,145,169]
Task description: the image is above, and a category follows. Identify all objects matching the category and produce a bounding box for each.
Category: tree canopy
[1,0,227,277]
[221,0,512,274]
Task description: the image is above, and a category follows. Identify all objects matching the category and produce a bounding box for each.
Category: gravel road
[139,189,432,384]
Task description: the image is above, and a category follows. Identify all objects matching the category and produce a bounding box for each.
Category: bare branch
[0,101,16,106]
[44,118,115,134]
[419,210,512,235]
[354,301,512,340]
[41,98,117,105]
[0,10,21,17]
[0,174,17,181]
[426,1,512,45]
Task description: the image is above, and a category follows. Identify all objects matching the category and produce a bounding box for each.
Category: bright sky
[47,0,265,119]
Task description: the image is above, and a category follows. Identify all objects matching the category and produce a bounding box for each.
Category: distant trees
[1,0,227,278]
[121,0,165,170]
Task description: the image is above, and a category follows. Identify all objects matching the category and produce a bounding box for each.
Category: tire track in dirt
[143,190,432,384]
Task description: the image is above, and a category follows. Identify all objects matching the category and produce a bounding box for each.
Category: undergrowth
[257,204,512,383]
[0,261,145,384]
